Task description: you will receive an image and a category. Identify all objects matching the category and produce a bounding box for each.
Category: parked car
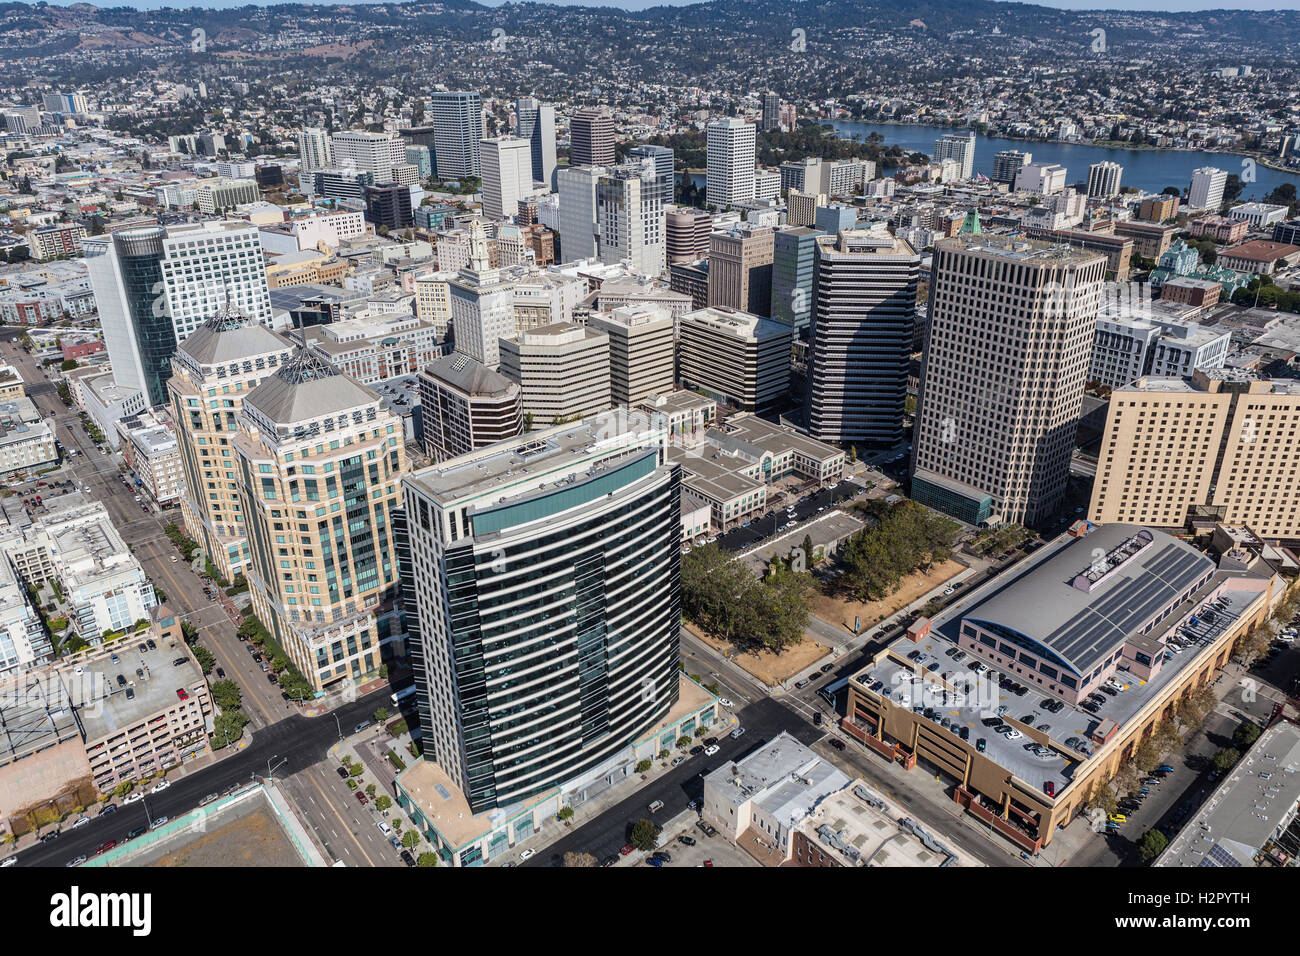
[703,744,720,756]
[730,727,745,739]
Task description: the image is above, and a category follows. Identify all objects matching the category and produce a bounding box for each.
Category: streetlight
[333,713,343,741]
[267,755,287,783]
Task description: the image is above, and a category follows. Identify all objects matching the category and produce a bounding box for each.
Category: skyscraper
[628,144,675,207]
[933,131,976,181]
[556,165,602,261]
[911,234,1106,526]
[479,136,533,219]
[1087,161,1124,199]
[992,149,1032,185]
[418,353,522,462]
[297,127,334,189]
[331,130,406,185]
[569,107,615,167]
[85,221,275,407]
[706,117,756,210]
[447,220,516,367]
[806,227,919,447]
[431,91,484,180]
[235,345,407,693]
[596,159,665,275]
[1188,167,1228,211]
[399,412,682,813]
[707,222,772,316]
[762,93,781,132]
[771,226,822,334]
[515,97,557,188]
[167,309,295,581]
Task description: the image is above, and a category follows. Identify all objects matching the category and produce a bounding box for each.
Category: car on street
[355,791,368,805]
[70,816,90,829]
[149,818,168,831]
[126,826,147,840]
[97,803,117,816]
[820,663,835,673]
[729,727,745,739]
[150,780,171,794]
[122,792,143,805]
[670,755,685,767]
[1109,813,1127,824]
[95,841,116,854]
[65,856,88,867]
[354,721,371,734]
[717,697,734,708]
[619,844,634,856]
[377,821,392,836]
[828,738,846,751]
[400,850,416,867]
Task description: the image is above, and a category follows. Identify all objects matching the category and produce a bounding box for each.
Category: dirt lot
[809,559,965,634]
[147,804,303,868]
[685,622,830,686]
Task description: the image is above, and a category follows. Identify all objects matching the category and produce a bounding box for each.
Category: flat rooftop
[937,232,1106,264]
[1158,721,1300,868]
[706,731,849,819]
[406,409,661,507]
[76,635,205,741]
[803,780,975,867]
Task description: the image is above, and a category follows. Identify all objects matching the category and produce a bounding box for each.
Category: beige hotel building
[1089,369,1300,539]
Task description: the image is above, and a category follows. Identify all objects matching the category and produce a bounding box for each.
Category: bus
[818,676,850,707]
[391,685,416,707]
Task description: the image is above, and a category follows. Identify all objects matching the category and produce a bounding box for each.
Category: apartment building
[116,410,185,506]
[1089,369,1300,538]
[30,223,86,261]
[398,412,683,814]
[303,313,440,384]
[706,117,756,209]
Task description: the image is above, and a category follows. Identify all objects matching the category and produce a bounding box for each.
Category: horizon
[20,0,1300,13]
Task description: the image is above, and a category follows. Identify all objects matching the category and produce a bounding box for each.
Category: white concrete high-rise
[1189,167,1228,211]
[447,220,516,368]
[706,117,756,210]
[84,221,276,408]
[933,132,976,181]
[297,127,334,190]
[331,130,405,185]
[515,97,557,189]
[480,136,533,220]
[596,158,665,275]
[1086,161,1124,199]
[556,164,602,261]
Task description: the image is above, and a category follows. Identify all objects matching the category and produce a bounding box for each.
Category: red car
[95,841,116,855]
[355,791,368,805]
[175,688,189,700]
[619,844,634,856]
[1044,781,1055,797]
[703,859,714,868]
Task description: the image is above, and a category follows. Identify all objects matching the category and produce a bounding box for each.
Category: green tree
[349,763,364,777]
[210,679,242,712]
[558,806,574,821]
[191,643,215,674]
[1211,748,1241,773]
[629,818,659,851]
[635,758,652,773]
[373,707,390,723]
[212,710,249,748]
[417,852,438,867]
[401,829,419,849]
[60,358,78,371]
[365,783,377,797]
[1233,722,1262,749]
[1137,828,1168,863]
[375,795,392,812]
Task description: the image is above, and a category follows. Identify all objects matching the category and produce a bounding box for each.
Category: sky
[28,0,1300,12]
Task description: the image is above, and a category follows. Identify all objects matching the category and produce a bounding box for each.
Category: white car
[519,848,535,861]
[150,780,171,794]
[1003,729,1023,740]
[377,821,393,836]
[1279,634,1296,645]
[943,587,955,596]
[704,745,720,756]
[717,697,734,708]
[122,792,144,805]
[70,816,90,829]
[0,856,15,867]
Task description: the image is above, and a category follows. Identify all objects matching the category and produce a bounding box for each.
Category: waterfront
[827,119,1300,199]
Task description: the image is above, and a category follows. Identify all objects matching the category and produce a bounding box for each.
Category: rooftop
[422,353,517,399]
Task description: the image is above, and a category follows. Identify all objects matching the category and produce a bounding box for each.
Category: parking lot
[615,818,759,869]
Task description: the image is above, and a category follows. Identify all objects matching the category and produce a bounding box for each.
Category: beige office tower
[586,304,676,405]
[707,223,773,317]
[499,323,611,426]
[787,189,825,228]
[912,233,1106,526]
[666,205,712,265]
[235,347,407,693]
[168,310,294,582]
[413,270,456,338]
[1089,370,1300,538]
